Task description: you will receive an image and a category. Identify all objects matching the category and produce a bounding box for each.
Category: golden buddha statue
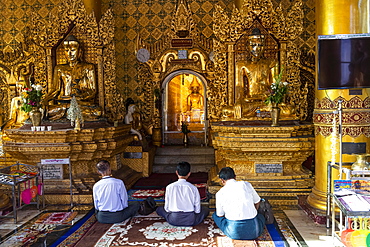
[187,77,204,111]
[235,28,277,118]
[43,35,101,121]
[2,72,30,132]
[226,28,296,120]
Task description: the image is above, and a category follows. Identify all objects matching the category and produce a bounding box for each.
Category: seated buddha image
[186,78,204,122]
[2,70,30,133]
[42,35,102,121]
[233,28,296,119]
[187,78,204,111]
[124,98,153,141]
[235,28,277,118]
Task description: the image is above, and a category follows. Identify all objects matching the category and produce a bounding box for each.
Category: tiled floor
[0,204,345,246]
[284,209,342,247]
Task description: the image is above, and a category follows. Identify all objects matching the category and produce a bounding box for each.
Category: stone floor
[0,204,344,246]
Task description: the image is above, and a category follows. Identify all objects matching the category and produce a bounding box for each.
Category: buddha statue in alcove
[42,35,102,121]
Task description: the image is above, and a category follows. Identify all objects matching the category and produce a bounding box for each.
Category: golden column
[308,0,370,210]
[83,0,102,22]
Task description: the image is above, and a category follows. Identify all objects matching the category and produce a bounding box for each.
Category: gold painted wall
[0,0,315,109]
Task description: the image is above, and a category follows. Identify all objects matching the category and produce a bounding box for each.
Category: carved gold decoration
[3,124,133,177]
[212,0,311,121]
[135,0,214,129]
[3,0,122,124]
[314,96,370,138]
[209,121,315,198]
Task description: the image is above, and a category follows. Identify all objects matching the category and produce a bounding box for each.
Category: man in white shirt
[156,162,209,226]
[93,160,140,223]
[213,167,265,240]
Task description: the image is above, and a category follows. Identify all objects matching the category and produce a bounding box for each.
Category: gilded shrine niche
[165,74,206,132]
[135,0,214,146]
[208,0,315,205]
[2,0,133,181]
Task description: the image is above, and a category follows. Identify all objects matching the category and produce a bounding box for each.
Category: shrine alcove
[162,70,208,146]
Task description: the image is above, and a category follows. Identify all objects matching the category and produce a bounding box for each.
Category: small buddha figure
[2,73,30,132]
[187,78,204,111]
[43,35,101,121]
[124,104,143,140]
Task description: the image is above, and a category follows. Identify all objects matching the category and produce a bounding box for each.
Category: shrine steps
[152,145,216,173]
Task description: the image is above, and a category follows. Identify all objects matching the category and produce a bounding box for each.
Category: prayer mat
[34,211,78,224]
[132,172,208,190]
[131,189,165,198]
[128,189,165,202]
[128,187,208,202]
[92,216,286,247]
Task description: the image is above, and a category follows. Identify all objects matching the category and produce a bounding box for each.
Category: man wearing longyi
[93,160,140,223]
[156,161,209,226]
[213,167,265,240]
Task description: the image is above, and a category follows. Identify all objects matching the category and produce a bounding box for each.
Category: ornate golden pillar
[83,0,102,22]
[227,42,236,104]
[308,0,370,210]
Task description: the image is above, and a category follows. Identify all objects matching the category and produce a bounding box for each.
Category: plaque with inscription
[40,158,70,179]
[171,38,193,48]
[42,164,63,179]
[255,163,283,173]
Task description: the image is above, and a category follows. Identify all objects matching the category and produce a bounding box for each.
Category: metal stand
[40,158,73,210]
[0,162,42,223]
[326,100,343,229]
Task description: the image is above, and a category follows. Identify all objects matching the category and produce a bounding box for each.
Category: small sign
[42,164,63,179]
[255,163,283,173]
[40,159,70,179]
[41,158,70,165]
[171,38,193,48]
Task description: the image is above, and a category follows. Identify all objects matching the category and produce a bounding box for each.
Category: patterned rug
[34,211,78,224]
[55,210,307,247]
[0,210,93,247]
[87,214,286,247]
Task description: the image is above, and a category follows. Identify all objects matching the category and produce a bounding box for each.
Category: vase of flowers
[264,68,288,127]
[181,122,191,147]
[21,84,43,126]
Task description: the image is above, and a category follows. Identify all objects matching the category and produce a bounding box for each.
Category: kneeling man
[93,160,140,223]
[156,162,209,226]
[213,167,265,240]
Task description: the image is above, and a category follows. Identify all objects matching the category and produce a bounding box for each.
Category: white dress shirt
[215,179,260,220]
[164,179,201,213]
[93,176,128,212]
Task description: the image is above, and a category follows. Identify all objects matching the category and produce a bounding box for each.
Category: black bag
[258,198,274,224]
[138,196,157,215]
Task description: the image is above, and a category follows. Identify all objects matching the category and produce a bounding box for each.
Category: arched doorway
[162,70,207,146]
